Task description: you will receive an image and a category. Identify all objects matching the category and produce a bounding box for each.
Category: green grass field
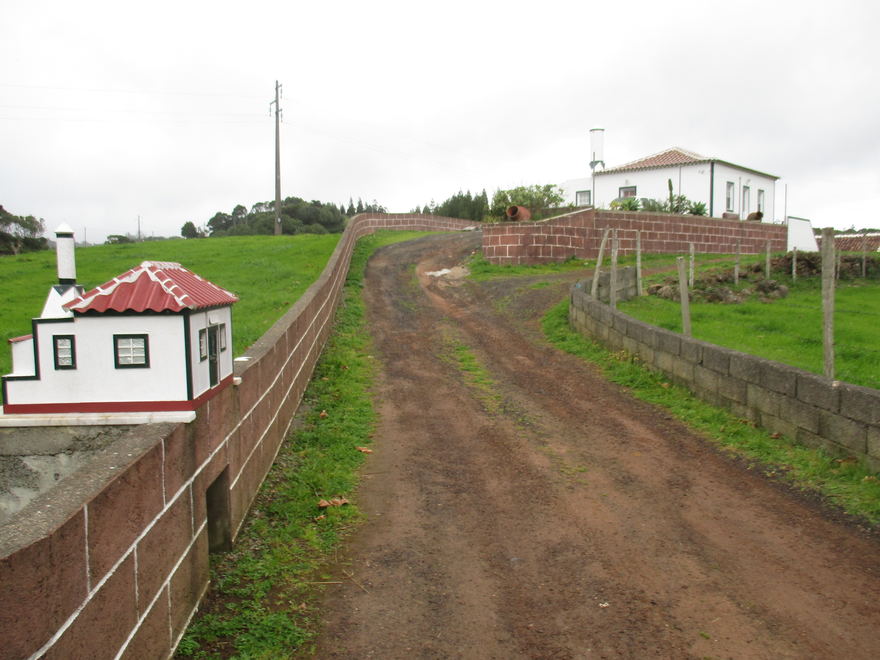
[0,235,342,377]
[619,277,880,389]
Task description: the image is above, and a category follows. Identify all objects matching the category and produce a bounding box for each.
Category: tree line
[0,205,47,255]
[183,196,386,238]
[411,185,567,223]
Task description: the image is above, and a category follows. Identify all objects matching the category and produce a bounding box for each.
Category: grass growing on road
[542,300,880,524]
[441,335,502,415]
[176,231,433,659]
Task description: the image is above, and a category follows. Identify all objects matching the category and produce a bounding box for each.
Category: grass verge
[175,230,434,659]
[542,299,880,524]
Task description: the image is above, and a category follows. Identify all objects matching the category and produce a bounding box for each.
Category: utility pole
[270,80,283,236]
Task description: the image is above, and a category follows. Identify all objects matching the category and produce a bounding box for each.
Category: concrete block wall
[483,208,787,265]
[568,284,880,472]
[0,214,477,660]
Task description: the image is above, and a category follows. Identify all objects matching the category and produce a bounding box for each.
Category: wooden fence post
[689,242,695,287]
[792,247,798,283]
[677,256,692,337]
[765,240,771,279]
[863,230,868,278]
[636,230,643,296]
[610,229,619,309]
[591,227,611,298]
[734,238,741,286]
[821,228,836,379]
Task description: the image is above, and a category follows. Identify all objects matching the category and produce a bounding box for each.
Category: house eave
[597,158,779,181]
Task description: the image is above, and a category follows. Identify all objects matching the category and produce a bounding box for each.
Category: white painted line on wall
[113,519,208,660]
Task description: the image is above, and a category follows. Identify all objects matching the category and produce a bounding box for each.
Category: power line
[0,82,264,99]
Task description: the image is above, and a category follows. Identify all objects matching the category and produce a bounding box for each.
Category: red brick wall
[0,214,475,660]
[482,209,787,264]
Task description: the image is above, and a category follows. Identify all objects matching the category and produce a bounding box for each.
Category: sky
[2,0,879,243]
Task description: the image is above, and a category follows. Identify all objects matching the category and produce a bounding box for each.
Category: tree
[0,205,47,255]
[181,221,201,239]
[346,198,356,215]
[490,185,564,220]
[207,212,233,236]
[231,204,248,226]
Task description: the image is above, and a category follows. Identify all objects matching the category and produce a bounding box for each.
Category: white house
[561,147,780,221]
[2,227,238,414]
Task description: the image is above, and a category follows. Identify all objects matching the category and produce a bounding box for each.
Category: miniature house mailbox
[2,225,239,414]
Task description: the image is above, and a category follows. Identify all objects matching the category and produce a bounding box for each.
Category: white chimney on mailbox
[38,224,83,318]
[55,223,77,285]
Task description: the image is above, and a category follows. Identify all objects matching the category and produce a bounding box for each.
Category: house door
[207,326,219,387]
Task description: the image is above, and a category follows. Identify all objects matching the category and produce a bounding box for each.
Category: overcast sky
[2,0,878,243]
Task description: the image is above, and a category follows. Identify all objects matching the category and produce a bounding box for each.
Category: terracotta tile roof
[827,233,880,252]
[597,147,779,179]
[8,335,32,344]
[599,147,708,174]
[66,261,239,314]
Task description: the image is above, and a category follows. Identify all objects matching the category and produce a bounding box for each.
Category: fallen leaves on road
[318,497,350,508]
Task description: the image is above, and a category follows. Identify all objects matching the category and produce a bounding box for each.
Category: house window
[218,324,227,352]
[757,189,765,213]
[725,182,735,212]
[619,186,637,198]
[199,329,208,361]
[575,190,592,206]
[53,335,76,370]
[742,186,751,214]
[114,334,150,369]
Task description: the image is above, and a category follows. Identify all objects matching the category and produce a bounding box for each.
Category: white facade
[7,315,187,407]
[188,307,234,398]
[4,308,235,411]
[561,152,779,222]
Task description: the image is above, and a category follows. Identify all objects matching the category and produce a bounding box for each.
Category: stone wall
[0,214,477,660]
[568,281,880,473]
[483,208,787,265]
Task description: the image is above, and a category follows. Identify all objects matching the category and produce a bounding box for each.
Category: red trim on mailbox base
[3,375,232,415]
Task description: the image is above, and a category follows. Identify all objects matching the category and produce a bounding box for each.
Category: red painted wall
[0,214,476,659]
[482,209,787,264]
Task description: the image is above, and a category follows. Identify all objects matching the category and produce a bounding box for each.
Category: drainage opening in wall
[205,467,232,553]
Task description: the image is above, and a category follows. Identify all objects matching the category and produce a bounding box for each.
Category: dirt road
[312,233,880,659]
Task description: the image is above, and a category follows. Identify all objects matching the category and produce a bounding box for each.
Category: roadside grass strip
[542,300,880,525]
[177,231,432,659]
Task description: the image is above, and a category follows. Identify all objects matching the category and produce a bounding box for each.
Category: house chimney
[55,223,76,285]
[589,128,605,170]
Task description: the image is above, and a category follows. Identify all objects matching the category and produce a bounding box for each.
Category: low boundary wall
[0,214,477,660]
[483,208,787,264]
[568,280,880,472]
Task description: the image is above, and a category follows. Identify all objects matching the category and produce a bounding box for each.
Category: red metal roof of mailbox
[66,261,239,313]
